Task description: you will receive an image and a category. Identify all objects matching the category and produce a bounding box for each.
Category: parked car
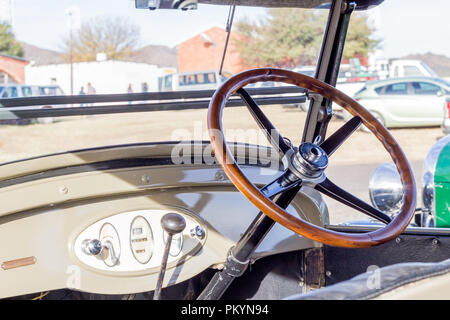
[340,77,450,129]
[292,66,315,111]
[293,66,315,77]
[0,84,64,124]
[369,134,450,228]
[38,85,64,96]
[159,70,232,92]
[0,84,64,98]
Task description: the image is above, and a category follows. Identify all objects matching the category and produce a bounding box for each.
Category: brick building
[178,27,372,76]
[177,26,251,75]
[0,54,30,84]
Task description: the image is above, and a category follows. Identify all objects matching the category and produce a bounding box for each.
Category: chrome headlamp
[369,163,403,217]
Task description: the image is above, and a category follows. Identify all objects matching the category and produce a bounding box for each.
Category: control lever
[153,213,186,300]
[103,240,119,266]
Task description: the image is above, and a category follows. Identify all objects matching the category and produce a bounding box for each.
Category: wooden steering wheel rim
[208,68,416,248]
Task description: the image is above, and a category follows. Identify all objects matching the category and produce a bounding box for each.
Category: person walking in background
[127,83,133,105]
[78,86,86,107]
[86,82,96,107]
[87,82,96,95]
[141,82,149,103]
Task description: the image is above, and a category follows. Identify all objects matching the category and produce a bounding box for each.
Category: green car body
[352,77,450,128]
[422,135,450,227]
[434,139,450,227]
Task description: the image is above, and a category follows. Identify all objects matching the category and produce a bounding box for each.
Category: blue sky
[9,0,450,59]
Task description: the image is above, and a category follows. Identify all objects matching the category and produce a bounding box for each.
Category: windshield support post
[302,0,356,143]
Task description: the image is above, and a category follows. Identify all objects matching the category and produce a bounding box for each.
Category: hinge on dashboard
[303,247,325,291]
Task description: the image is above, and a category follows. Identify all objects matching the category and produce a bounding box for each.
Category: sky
[6,0,450,59]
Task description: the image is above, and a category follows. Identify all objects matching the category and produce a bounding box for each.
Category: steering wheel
[207,68,416,248]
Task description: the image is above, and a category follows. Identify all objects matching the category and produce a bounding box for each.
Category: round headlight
[369,163,403,216]
[422,171,435,210]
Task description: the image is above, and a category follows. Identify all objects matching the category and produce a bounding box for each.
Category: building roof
[128,44,178,68]
[176,25,225,47]
[0,52,29,63]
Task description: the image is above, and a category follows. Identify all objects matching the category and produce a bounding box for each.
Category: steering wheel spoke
[315,177,392,224]
[236,88,293,155]
[319,116,362,156]
[260,169,302,199]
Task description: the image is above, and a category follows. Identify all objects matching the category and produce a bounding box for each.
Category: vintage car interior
[0,0,449,300]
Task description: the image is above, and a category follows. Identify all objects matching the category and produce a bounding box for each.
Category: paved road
[326,160,423,225]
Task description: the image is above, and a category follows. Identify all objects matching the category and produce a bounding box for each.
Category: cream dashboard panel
[0,162,323,298]
[0,194,233,298]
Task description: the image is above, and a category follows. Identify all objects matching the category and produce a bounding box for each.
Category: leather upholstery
[285,258,450,300]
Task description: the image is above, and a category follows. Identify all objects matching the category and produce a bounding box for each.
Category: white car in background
[292,66,315,111]
[0,84,64,98]
[443,95,450,134]
[346,77,450,129]
[159,70,232,92]
[0,84,64,124]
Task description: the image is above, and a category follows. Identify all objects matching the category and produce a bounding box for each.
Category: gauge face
[163,231,183,257]
[99,223,121,267]
[130,216,154,264]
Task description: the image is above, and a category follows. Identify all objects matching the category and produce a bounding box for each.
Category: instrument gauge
[163,231,183,257]
[130,216,154,264]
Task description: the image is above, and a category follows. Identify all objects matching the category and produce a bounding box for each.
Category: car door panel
[379,82,420,126]
[411,81,444,125]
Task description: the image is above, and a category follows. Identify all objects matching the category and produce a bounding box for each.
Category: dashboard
[0,142,326,298]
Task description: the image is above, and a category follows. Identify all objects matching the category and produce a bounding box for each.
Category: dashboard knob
[161,213,186,235]
[82,239,103,256]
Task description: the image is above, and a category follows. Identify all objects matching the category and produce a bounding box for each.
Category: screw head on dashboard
[59,186,69,194]
[191,225,205,239]
[141,175,151,184]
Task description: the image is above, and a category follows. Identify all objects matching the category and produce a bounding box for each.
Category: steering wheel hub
[291,143,329,178]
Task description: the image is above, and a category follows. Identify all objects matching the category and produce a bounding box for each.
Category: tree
[344,14,380,59]
[0,22,24,57]
[62,16,140,62]
[234,9,380,68]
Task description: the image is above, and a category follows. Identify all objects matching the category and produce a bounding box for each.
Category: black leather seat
[285,258,450,300]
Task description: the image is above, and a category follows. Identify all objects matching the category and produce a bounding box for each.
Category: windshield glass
[0,1,448,225]
[0,2,330,166]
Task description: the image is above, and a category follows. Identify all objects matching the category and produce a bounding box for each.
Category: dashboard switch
[82,239,103,256]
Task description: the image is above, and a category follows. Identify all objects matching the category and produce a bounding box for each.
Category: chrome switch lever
[153,213,186,300]
[103,240,119,266]
[81,239,120,266]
